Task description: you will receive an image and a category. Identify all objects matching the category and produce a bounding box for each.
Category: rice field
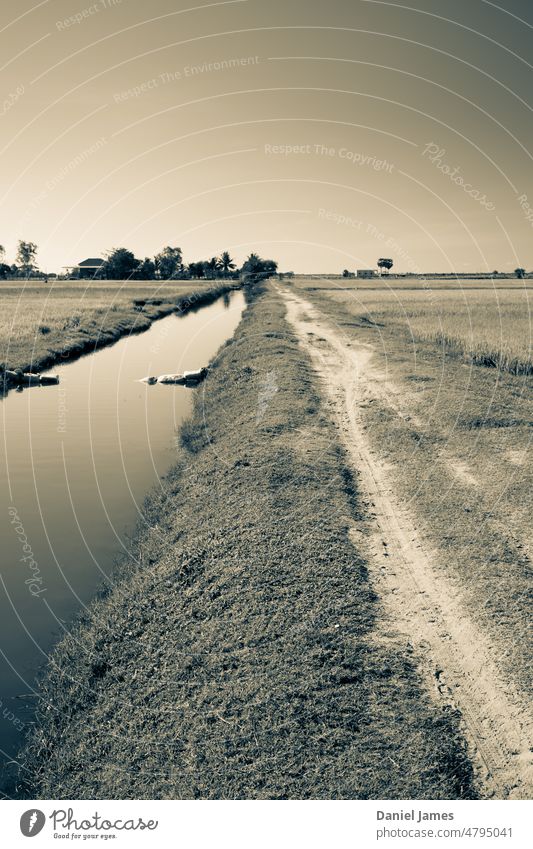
[297,280,533,375]
[408,297,532,375]
[0,280,217,373]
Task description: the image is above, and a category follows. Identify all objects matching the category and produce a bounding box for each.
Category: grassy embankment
[295,279,532,694]
[22,284,476,800]
[0,279,236,381]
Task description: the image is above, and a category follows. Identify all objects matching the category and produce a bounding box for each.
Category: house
[357,269,376,278]
[63,258,104,279]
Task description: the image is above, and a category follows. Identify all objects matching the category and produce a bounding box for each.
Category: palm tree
[241,252,262,274]
[205,256,221,278]
[219,251,236,277]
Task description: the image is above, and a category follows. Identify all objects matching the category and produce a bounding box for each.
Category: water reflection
[0,290,245,794]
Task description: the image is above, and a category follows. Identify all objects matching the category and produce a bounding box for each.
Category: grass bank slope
[22,286,476,800]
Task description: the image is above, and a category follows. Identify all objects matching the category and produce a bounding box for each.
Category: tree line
[0,241,278,282]
[99,247,278,281]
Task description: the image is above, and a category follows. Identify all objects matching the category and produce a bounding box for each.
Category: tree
[101,248,140,280]
[0,245,8,280]
[514,267,526,279]
[261,259,278,275]
[154,246,183,279]
[16,240,38,278]
[377,257,393,275]
[240,253,278,283]
[188,261,206,279]
[241,252,263,275]
[219,251,236,277]
[205,256,221,278]
[134,257,156,280]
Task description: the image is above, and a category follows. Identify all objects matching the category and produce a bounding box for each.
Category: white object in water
[157,374,186,385]
[3,369,59,387]
[140,368,208,385]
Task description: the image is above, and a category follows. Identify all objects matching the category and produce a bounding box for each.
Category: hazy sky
[1,0,532,273]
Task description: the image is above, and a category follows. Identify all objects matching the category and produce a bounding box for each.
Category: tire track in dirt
[281,288,533,800]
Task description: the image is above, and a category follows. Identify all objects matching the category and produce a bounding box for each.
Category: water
[0,290,246,792]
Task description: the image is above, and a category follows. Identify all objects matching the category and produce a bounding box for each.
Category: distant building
[63,258,104,279]
[357,269,376,278]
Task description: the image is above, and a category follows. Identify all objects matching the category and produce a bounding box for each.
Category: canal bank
[1,282,238,395]
[21,284,476,800]
[0,287,246,795]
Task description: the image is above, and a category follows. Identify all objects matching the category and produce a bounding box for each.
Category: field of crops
[297,280,532,375]
[0,280,216,374]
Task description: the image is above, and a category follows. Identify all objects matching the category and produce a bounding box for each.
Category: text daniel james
[377,811,454,822]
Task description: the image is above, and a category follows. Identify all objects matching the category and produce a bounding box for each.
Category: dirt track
[282,287,533,800]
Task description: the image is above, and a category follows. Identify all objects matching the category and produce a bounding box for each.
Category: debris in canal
[140,367,208,386]
[1,367,59,390]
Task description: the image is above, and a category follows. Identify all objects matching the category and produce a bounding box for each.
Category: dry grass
[0,279,232,377]
[294,280,532,375]
[401,294,531,375]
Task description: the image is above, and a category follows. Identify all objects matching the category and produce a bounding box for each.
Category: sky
[0,0,532,274]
